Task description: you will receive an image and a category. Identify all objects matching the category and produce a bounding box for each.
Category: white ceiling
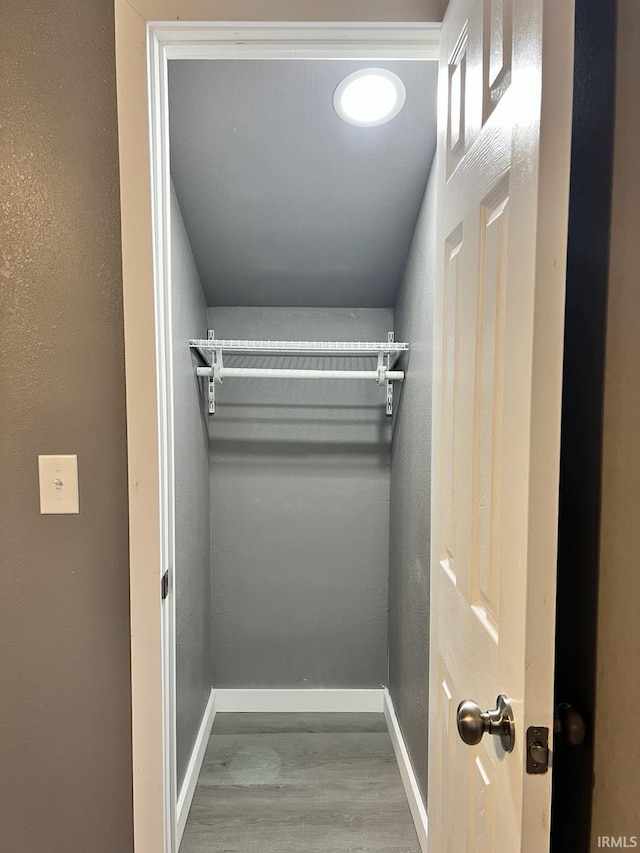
[168,60,438,308]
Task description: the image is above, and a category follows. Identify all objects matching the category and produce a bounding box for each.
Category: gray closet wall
[388,160,437,805]
[171,186,212,789]
[207,306,392,687]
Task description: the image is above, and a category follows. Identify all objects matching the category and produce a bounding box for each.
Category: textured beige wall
[591,2,640,847]
[122,0,448,21]
[0,2,134,852]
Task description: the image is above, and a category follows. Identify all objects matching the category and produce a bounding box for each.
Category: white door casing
[113,9,439,851]
[427,0,574,850]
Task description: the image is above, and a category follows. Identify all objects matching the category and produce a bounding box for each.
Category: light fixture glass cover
[333,68,406,127]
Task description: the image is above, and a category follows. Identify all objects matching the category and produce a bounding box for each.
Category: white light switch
[38,455,80,514]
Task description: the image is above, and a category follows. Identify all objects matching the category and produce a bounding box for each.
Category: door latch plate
[526,725,549,774]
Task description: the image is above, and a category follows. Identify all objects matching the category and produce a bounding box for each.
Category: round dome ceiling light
[333,68,406,127]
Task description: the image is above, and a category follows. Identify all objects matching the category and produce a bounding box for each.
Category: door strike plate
[526,725,549,774]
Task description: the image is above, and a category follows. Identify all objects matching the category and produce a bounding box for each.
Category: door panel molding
[428,0,575,848]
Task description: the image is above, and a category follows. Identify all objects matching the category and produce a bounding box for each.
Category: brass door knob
[456,694,515,753]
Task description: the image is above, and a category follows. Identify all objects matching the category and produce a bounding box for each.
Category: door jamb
[113,9,439,852]
[551,0,616,847]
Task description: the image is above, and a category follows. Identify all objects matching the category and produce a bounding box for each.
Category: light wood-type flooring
[179,712,421,853]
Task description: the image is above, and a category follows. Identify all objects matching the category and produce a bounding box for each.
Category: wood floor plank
[180,713,420,853]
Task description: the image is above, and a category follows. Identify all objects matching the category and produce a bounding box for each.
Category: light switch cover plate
[38,455,80,514]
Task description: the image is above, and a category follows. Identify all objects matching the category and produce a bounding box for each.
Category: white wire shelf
[189,338,409,356]
[190,332,408,417]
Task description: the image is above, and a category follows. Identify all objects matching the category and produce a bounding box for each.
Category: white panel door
[428,0,575,850]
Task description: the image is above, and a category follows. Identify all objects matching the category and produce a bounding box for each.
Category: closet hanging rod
[196,366,404,381]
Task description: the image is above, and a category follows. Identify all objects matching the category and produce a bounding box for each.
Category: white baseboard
[214,688,385,713]
[176,688,217,847]
[383,689,428,853]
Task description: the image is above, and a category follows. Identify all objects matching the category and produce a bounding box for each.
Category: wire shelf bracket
[190,330,408,417]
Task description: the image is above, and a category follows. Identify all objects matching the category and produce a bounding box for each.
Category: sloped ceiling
[168,59,438,308]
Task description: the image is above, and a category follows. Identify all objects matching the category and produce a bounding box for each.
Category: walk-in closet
[169,56,437,852]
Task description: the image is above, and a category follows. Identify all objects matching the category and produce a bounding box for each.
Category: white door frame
[113,7,439,851]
